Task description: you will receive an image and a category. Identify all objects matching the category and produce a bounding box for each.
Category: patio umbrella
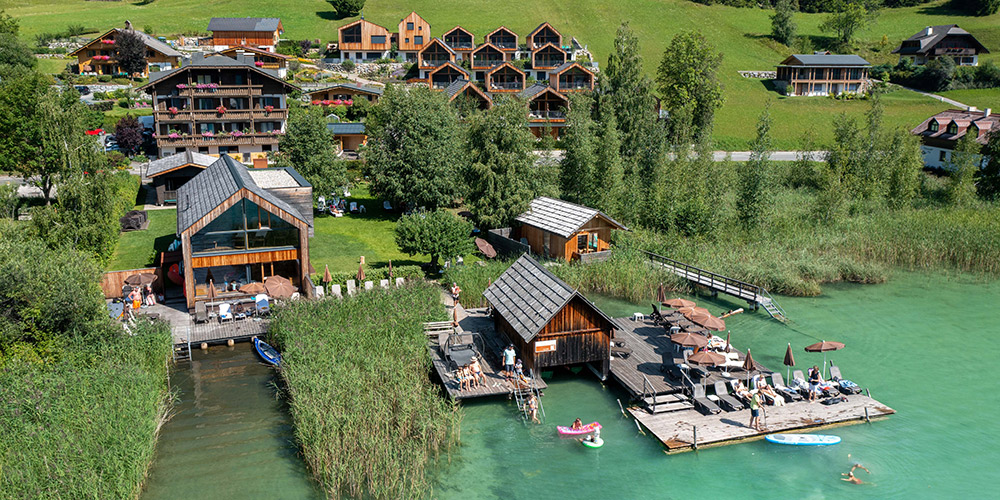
[265,275,296,299]
[239,282,266,295]
[207,279,216,300]
[124,273,157,286]
[356,262,365,282]
[687,350,725,368]
[664,298,696,308]
[322,264,332,285]
[724,332,731,353]
[683,325,709,336]
[743,348,756,383]
[679,306,710,319]
[205,269,214,284]
[388,260,393,279]
[804,340,844,378]
[475,237,497,259]
[697,315,726,332]
[670,332,709,349]
[656,284,666,304]
[783,342,796,382]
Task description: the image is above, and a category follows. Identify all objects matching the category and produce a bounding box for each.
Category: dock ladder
[640,374,694,414]
[512,370,545,423]
[173,329,192,363]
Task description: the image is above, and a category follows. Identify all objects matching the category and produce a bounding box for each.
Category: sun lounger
[650,303,664,324]
[218,303,233,323]
[769,373,804,402]
[828,365,861,394]
[195,301,208,323]
[255,294,270,315]
[712,381,745,411]
[691,384,722,415]
[728,380,753,405]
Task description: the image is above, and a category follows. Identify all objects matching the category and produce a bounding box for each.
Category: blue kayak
[253,337,281,367]
[765,433,841,446]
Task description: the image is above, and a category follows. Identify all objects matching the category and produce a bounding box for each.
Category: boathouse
[513,197,627,262]
[484,254,619,379]
[145,151,217,205]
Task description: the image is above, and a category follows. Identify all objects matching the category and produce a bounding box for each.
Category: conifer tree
[559,94,598,205]
[771,0,797,46]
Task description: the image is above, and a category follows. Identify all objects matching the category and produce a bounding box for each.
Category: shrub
[327,0,366,17]
[97,75,112,82]
[313,264,423,289]
[341,59,355,72]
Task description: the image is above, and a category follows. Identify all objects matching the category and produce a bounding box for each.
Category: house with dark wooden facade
[484,254,619,379]
[417,38,456,79]
[145,151,217,205]
[70,23,181,77]
[338,19,392,62]
[139,53,298,162]
[444,79,492,110]
[327,122,368,152]
[910,108,997,169]
[520,85,569,138]
[513,197,627,261]
[443,26,476,61]
[470,43,507,81]
[774,53,870,97]
[529,43,568,80]
[177,155,313,310]
[428,62,470,90]
[397,12,431,62]
[212,46,292,78]
[486,62,526,93]
[893,25,989,67]
[486,27,519,54]
[208,17,283,51]
[527,22,562,50]
[549,62,595,93]
[306,83,383,104]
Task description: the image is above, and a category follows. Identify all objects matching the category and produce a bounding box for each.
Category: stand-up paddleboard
[557,421,601,436]
[581,437,604,448]
[765,433,841,446]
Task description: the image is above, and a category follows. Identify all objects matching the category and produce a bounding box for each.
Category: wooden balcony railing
[154,109,289,121]
[156,132,282,147]
[177,85,264,97]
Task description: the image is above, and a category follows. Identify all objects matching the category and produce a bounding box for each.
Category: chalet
[513,196,627,262]
[397,12,431,62]
[338,19,392,62]
[417,38,456,79]
[471,43,506,81]
[893,25,989,67]
[548,62,595,93]
[212,46,292,78]
[307,83,383,104]
[445,79,492,110]
[442,26,476,60]
[69,23,181,77]
[207,17,283,51]
[139,53,298,161]
[177,155,313,310]
[428,62,470,90]
[486,27,518,54]
[327,122,368,152]
[527,22,562,50]
[486,62,526,93]
[484,254,619,379]
[774,53,870,97]
[530,43,567,80]
[521,84,569,138]
[910,108,997,169]
[144,151,216,205]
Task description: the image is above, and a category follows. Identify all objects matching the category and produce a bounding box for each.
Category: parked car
[74,85,91,95]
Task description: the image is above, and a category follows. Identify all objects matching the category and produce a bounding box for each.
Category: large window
[191,199,299,254]
[371,35,386,45]
[414,36,424,45]
[342,25,361,44]
[407,22,414,30]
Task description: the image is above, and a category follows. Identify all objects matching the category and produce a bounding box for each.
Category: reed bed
[0,321,173,499]
[269,282,461,499]
[441,260,517,309]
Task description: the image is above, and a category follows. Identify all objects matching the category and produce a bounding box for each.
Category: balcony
[419,57,451,68]
[154,109,289,122]
[156,132,282,147]
[473,57,504,68]
[528,110,566,121]
[489,81,523,91]
[174,85,264,97]
[934,47,976,56]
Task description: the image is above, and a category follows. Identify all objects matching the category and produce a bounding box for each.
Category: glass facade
[191,199,299,254]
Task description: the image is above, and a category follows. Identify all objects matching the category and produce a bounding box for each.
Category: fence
[100,267,163,299]
[486,228,530,257]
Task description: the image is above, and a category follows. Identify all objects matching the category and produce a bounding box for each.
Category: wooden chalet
[69,23,181,77]
[513,196,627,261]
[144,151,216,205]
[177,155,313,310]
[445,79,492,110]
[528,22,562,50]
[548,62,595,93]
[429,61,470,90]
[911,108,996,169]
[486,62,526,93]
[484,254,619,379]
[418,38,456,78]
[774,53,870,97]
[397,12,431,61]
[893,25,989,67]
[338,19,392,62]
[212,46,292,78]
[530,43,567,80]
[327,122,368,151]
[208,17,283,50]
[442,26,476,60]
[520,84,569,137]
[138,53,298,161]
[471,43,506,81]
[486,27,518,53]
[307,83,383,103]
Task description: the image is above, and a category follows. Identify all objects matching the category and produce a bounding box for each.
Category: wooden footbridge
[643,251,787,322]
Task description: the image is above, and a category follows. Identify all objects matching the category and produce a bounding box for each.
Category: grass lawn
[10,0,996,146]
[936,88,1000,111]
[106,208,177,271]
[102,106,153,129]
[36,56,72,74]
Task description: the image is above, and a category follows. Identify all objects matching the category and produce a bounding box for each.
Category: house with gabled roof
[910,108,997,169]
[428,61,469,90]
[69,22,181,77]
[520,84,569,138]
[893,25,989,67]
[548,62,595,93]
[444,79,492,111]
[513,196,627,261]
[306,83,383,104]
[528,22,562,50]
[774,53,870,97]
[144,151,217,205]
[486,62,526,93]
[443,26,476,60]
[176,155,313,310]
[338,19,392,62]
[471,43,507,80]
[397,12,431,62]
[418,38,456,78]
[484,253,619,379]
[208,17,283,50]
[486,27,518,53]
[327,122,368,152]
[212,46,293,78]
[530,43,567,80]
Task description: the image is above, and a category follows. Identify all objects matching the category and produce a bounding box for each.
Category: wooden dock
[427,308,546,400]
[135,301,268,351]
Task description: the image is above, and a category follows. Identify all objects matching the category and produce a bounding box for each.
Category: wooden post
[692,425,698,450]
[617,398,625,417]
[864,407,870,423]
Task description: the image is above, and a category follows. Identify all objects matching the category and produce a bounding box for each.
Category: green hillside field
[7,0,998,148]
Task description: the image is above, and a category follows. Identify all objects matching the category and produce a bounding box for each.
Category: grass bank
[0,321,173,499]
[107,208,177,271]
[268,281,460,499]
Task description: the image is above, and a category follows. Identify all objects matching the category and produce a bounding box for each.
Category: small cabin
[528,22,562,50]
[145,151,217,205]
[484,254,618,379]
[397,12,431,61]
[443,26,476,60]
[514,197,627,261]
[549,62,595,93]
[208,17,283,50]
[327,122,367,152]
[486,62,526,93]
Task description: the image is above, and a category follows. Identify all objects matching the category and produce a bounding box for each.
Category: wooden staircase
[640,375,694,414]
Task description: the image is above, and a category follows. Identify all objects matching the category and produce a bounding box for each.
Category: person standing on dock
[451,282,462,307]
[502,345,516,381]
[749,391,763,431]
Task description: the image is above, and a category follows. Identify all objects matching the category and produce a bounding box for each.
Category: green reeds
[441,259,516,309]
[268,282,461,499]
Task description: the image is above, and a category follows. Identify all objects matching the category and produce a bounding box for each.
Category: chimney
[924,26,932,36]
[125,20,132,31]
[986,108,992,118]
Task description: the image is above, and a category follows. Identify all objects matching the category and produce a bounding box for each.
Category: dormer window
[947,122,958,135]
[929,120,939,132]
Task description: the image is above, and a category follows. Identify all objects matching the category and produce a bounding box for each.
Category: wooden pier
[135,301,269,357]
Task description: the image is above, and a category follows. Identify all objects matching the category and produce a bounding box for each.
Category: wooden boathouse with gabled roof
[484,254,618,379]
[514,196,628,261]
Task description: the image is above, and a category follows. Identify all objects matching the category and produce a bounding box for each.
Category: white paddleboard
[765,433,841,446]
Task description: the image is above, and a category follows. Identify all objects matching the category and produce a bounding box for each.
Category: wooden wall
[191,248,299,268]
[101,268,163,299]
[397,12,430,52]
[212,30,279,47]
[307,88,380,102]
[339,20,391,51]
[263,185,314,236]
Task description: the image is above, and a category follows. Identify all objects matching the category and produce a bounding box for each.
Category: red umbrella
[656,284,666,304]
[805,340,844,378]
[664,298,696,308]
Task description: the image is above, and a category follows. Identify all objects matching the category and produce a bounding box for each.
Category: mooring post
[864,407,870,423]
[866,388,872,398]
[617,398,626,417]
[634,419,644,435]
[692,425,698,450]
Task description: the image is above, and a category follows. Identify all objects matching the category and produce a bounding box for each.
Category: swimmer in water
[841,459,870,484]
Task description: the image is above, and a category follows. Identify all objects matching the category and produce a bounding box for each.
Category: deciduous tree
[394,209,472,269]
[736,107,773,230]
[820,0,881,48]
[946,133,981,207]
[656,31,725,139]
[771,0,797,46]
[559,94,598,206]
[328,0,365,17]
[114,113,143,155]
[975,130,1000,200]
[277,106,345,198]
[114,28,148,78]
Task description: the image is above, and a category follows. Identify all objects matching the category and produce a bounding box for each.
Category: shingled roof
[778,54,871,67]
[327,122,366,135]
[307,82,384,96]
[145,151,217,178]
[484,254,619,342]
[141,54,297,88]
[208,17,282,33]
[69,27,181,57]
[516,197,627,239]
[176,155,310,234]
[892,25,989,56]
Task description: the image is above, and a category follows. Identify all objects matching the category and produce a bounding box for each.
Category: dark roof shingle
[516,197,627,238]
[327,122,366,135]
[779,54,871,67]
[208,17,282,33]
[145,151,217,178]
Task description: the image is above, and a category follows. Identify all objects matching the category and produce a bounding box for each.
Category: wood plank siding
[338,19,392,52]
[212,31,280,48]
[397,12,431,52]
[191,249,299,268]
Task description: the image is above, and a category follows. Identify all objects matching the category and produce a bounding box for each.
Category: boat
[557,421,601,435]
[581,437,604,448]
[765,433,841,446]
[253,337,281,367]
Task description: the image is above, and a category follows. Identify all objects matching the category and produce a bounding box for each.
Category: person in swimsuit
[469,356,485,386]
[527,394,540,424]
[571,418,583,430]
[458,365,471,391]
[809,365,823,401]
[759,381,785,406]
[841,471,863,484]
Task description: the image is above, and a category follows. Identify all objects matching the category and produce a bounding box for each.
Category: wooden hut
[484,254,618,379]
[207,17,283,50]
[514,197,627,262]
[144,151,217,205]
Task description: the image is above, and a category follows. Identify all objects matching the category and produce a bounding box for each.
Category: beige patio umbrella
[125,273,157,286]
[804,340,845,378]
[322,264,332,285]
[239,282,266,295]
[670,332,709,349]
[679,306,710,319]
[697,315,726,332]
[687,350,725,368]
[265,275,296,299]
[664,298,696,308]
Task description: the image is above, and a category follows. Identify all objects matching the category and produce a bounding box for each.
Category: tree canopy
[656,30,725,138]
[820,0,881,48]
[394,209,472,268]
[114,29,148,77]
[277,106,345,199]
[771,0,797,46]
[328,0,366,18]
[114,114,143,155]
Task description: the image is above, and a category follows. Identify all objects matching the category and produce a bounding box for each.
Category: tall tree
[884,130,922,209]
[771,0,798,46]
[0,9,19,35]
[559,94,598,205]
[598,23,658,171]
[394,209,472,269]
[736,107,773,230]
[975,130,1000,201]
[592,112,627,220]
[0,32,36,69]
[815,114,860,222]
[114,114,143,156]
[945,133,981,207]
[656,31,725,139]
[463,96,537,229]
[114,28,147,78]
[277,106,345,199]
[328,0,365,17]
[366,85,464,210]
[820,0,881,48]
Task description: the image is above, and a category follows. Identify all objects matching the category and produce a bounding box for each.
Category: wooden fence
[100,267,164,299]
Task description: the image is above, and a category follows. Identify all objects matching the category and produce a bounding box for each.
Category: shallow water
[435,272,1000,499]
[141,345,323,500]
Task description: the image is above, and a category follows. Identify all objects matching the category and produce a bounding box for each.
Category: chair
[255,294,270,315]
[791,369,811,396]
[691,384,722,415]
[712,381,746,411]
[770,373,804,402]
[383,200,392,210]
[828,365,861,394]
[195,301,208,323]
[349,202,358,213]
[218,303,233,323]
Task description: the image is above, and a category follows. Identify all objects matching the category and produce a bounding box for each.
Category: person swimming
[841,461,870,484]
[570,418,583,430]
